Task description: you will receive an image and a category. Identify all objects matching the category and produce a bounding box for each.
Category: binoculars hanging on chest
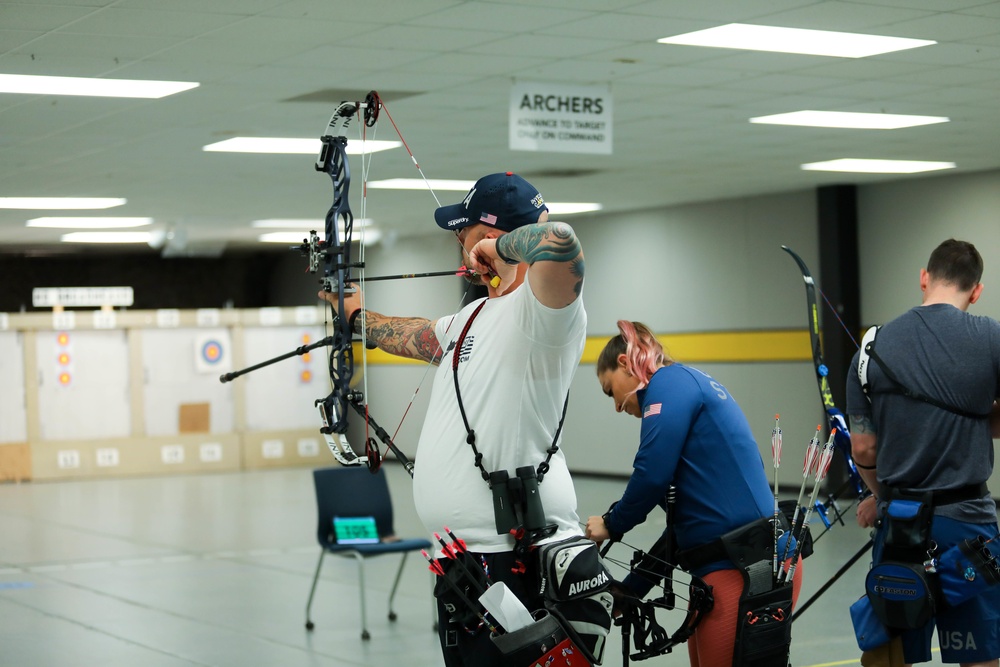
[490,466,547,534]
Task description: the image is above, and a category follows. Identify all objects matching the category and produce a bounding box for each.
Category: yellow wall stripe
[352,329,813,366]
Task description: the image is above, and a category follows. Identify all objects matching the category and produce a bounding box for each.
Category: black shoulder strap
[450,299,571,484]
[864,339,991,420]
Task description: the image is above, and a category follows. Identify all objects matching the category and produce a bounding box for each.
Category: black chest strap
[450,299,570,484]
[863,336,992,420]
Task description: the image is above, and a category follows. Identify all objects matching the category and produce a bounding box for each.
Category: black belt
[675,516,776,572]
[885,482,989,506]
[676,540,727,572]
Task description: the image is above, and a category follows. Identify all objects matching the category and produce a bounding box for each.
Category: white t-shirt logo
[458,335,474,363]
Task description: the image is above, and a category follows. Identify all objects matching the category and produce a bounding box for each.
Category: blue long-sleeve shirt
[606,364,775,588]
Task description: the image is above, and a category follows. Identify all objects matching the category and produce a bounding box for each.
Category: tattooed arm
[355,311,443,364]
[317,288,443,364]
[849,413,880,500]
[492,221,585,308]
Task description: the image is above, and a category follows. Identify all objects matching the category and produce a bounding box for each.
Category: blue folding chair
[305,466,433,639]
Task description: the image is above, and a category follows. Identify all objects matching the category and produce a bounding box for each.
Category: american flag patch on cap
[480,212,497,225]
[643,403,661,418]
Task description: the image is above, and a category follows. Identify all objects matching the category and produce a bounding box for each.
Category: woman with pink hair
[585,320,801,667]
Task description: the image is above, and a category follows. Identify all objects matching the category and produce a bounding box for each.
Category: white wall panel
[37,329,130,440]
[142,328,235,436]
[0,331,27,443]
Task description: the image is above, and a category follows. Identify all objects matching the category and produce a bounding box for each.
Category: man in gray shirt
[847,239,1000,667]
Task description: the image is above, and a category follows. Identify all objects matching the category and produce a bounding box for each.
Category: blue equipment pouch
[881,497,932,552]
[865,561,934,630]
[937,535,1000,607]
[849,595,892,651]
[865,493,936,630]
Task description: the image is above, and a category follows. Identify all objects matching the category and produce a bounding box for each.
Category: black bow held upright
[781,245,864,501]
[781,245,874,621]
[308,92,417,477]
[221,91,415,477]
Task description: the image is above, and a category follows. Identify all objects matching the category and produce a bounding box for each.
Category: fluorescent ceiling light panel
[658,24,935,58]
[251,218,371,229]
[0,197,126,210]
[28,217,152,229]
[258,230,382,244]
[750,110,949,129]
[364,183,603,215]
[800,159,956,173]
[61,231,154,243]
[203,138,400,154]
[546,203,603,215]
[0,73,198,99]
[363,178,477,191]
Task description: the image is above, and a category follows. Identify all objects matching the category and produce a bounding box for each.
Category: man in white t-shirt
[318,172,586,666]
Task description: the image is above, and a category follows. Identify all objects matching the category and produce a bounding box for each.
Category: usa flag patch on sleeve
[643,403,661,418]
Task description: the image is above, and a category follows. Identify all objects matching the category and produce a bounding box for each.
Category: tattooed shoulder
[849,414,877,435]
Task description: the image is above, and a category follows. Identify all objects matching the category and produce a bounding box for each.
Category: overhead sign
[509,81,613,155]
[32,286,134,308]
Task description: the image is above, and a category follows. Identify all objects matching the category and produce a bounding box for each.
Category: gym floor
[0,464,952,666]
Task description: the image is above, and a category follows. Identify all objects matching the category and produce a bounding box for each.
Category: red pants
[687,557,802,667]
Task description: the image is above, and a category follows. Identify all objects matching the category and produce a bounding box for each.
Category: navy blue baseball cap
[434,172,547,233]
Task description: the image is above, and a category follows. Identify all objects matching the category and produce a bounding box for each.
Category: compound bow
[602,537,714,664]
[221,91,466,478]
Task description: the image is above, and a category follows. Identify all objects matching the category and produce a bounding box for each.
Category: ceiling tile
[621,0,820,22]
[407,3,596,32]
[820,79,938,98]
[845,0,996,11]
[756,1,934,31]
[549,13,710,41]
[881,12,1000,40]
[876,42,1000,65]
[118,0,287,15]
[957,3,1000,18]
[261,0,461,23]
[0,3,98,31]
[0,30,44,53]
[335,24,506,52]
[470,34,627,59]
[63,7,243,37]
[3,30,178,61]
[886,64,1000,84]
